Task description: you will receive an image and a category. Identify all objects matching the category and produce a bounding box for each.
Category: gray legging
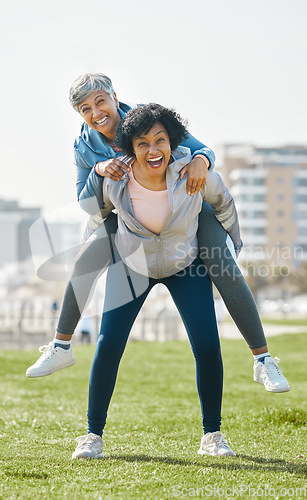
[57,202,266,349]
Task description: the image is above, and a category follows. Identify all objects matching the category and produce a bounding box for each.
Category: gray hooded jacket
[87,146,242,279]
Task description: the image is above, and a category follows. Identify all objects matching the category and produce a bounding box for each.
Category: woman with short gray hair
[69,73,115,112]
[26,73,290,399]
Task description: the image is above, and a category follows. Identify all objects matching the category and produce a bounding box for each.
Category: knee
[73,251,89,276]
[73,244,110,277]
[201,253,244,286]
[193,339,221,361]
[95,333,123,361]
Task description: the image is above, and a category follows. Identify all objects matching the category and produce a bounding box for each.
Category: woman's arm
[84,180,116,237]
[201,171,243,255]
[75,150,130,215]
[75,150,105,215]
[180,132,215,170]
[178,133,215,196]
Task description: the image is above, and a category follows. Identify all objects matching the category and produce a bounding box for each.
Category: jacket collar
[117,146,192,187]
[169,146,191,175]
[109,147,191,220]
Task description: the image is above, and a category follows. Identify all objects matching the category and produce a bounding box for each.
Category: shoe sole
[254,377,290,393]
[26,359,76,378]
[72,452,104,459]
[198,449,236,457]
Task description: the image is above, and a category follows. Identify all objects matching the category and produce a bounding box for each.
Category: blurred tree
[288,262,307,295]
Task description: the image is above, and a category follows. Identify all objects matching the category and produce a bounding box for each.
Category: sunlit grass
[0,332,306,499]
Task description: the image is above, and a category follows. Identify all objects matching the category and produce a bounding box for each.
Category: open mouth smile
[96,116,108,127]
[147,156,163,168]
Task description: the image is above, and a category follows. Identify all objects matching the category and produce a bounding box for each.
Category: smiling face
[132,122,172,181]
[78,90,121,141]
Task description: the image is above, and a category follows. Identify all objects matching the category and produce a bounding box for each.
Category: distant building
[218,145,307,265]
[0,198,41,268]
[0,198,83,272]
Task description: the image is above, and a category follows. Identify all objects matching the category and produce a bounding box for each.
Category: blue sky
[0,0,306,217]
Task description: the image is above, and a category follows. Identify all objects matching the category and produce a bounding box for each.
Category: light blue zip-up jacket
[86,147,242,279]
[74,102,216,216]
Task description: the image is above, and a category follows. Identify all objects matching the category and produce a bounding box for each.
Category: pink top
[128,170,169,234]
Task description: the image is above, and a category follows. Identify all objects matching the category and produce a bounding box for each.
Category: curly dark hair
[115,103,189,156]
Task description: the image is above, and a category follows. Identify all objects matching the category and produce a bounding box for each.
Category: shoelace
[38,342,54,355]
[212,432,230,449]
[265,357,283,379]
[75,434,98,445]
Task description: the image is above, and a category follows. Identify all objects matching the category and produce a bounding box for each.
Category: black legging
[87,258,223,436]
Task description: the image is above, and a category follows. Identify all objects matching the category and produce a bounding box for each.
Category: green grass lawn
[0,333,306,499]
[261,317,307,327]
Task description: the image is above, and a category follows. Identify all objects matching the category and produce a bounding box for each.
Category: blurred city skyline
[0,0,306,216]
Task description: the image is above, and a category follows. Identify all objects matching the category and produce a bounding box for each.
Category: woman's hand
[179,155,210,196]
[95,157,131,181]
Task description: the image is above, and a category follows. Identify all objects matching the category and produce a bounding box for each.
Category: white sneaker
[198,431,236,457]
[26,342,75,377]
[254,356,290,393]
[72,433,104,459]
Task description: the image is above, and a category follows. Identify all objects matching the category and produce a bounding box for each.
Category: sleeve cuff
[193,154,210,169]
[93,164,104,178]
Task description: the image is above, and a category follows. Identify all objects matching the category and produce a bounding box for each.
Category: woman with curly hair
[26,73,215,375]
[27,74,289,411]
[72,103,245,459]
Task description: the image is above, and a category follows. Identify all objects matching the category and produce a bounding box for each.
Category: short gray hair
[69,73,115,112]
